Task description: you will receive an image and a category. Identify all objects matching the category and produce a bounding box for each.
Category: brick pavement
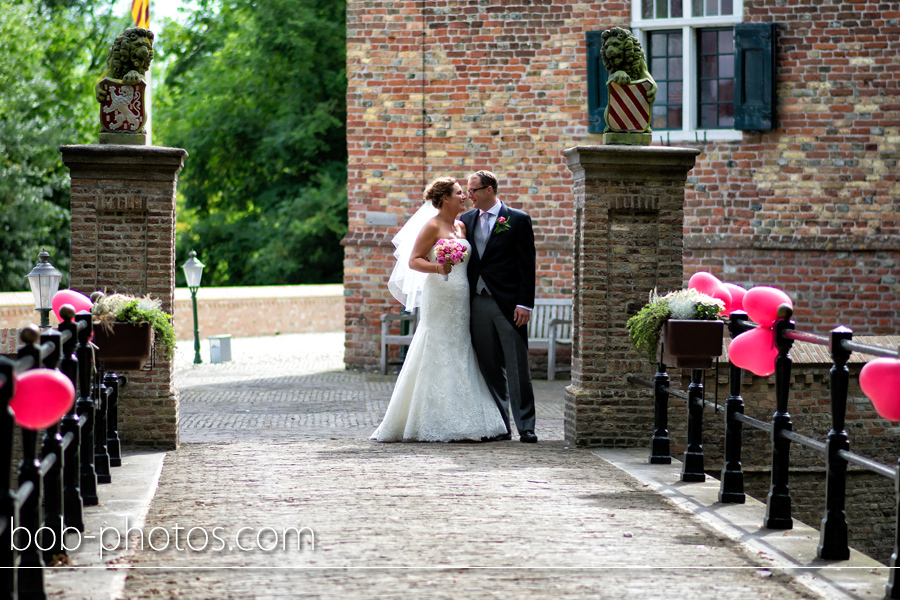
[54,333,866,598]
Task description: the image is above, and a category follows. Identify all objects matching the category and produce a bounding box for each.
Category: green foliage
[0,0,127,291]
[626,289,724,363]
[154,0,348,286]
[92,293,176,358]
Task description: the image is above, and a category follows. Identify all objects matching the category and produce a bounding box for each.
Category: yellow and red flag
[131,0,150,29]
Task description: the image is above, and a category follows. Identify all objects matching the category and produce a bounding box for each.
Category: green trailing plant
[91,293,176,358]
[626,288,724,363]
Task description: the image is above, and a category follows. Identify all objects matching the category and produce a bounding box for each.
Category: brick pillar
[563,145,699,447]
[60,145,187,450]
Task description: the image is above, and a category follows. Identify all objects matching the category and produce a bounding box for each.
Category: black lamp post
[181,250,205,364]
[26,250,62,329]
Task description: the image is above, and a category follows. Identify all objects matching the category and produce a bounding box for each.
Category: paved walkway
[46,334,890,599]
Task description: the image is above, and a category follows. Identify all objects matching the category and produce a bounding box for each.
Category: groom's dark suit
[462,202,536,436]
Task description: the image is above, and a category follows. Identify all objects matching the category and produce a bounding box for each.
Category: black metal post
[93,365,112,485]
[720,312,748,503]
[817,325,853,560]
[57,307,84,531]
[74,312,98,507]
[104,372,122,467]
[650,362,671,464]
[38,330,66,565]
[190,287,202,364]
[681,368,706,482]
[765,305,795,529]
[0,358,16,600]
[886,459,900,599]
[16,429,46,600]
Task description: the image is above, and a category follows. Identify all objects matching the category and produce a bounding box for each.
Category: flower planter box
[92,322,153,370]
[658,319,724,369]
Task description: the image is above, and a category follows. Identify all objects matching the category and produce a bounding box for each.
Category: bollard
[38,329,67,564]
[681,368,706,482]
[817,325,853,560]
[0,357,16,594]
[74,312,98,507]
[104,372,122,467]
[719,312,748,503]
[764,305,794,529]
[16,326,47,598]
[649,363,671,464]
[58,306,84,531]
[93,365,112,485]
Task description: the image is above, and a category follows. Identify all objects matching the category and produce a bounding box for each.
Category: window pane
[652,105,668,129]
[668,57,683,78]
[719,103,734,127]
[700,104,717,128]
[671,0,683,18]
[721,0,733,15]
[657,81,668,104]
[642,0,653,19]
[692,0,703,17]
[652,57,668,76]
[656,0,668,19]
[706,0,718,16]
[700,55,717,78]
[652,36,667,56]
[668,34,682,55]
[668,106,683,129]
[701,80,717,101]
[720,54,734,78]
[701,30,717,50]
[718,30,734,54]
[719,79,734,102]
[669,81,683,103]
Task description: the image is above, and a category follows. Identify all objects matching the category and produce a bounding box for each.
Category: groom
[462,170,538,443]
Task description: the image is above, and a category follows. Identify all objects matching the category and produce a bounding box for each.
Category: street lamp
[26,250,62,329]
[181,250,205,364]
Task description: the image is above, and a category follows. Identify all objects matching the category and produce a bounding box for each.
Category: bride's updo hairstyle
[423,177,458,208]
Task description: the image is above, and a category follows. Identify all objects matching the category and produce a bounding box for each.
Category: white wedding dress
[371,240,508,442]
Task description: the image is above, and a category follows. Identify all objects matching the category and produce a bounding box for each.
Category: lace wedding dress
[371,240,508,442]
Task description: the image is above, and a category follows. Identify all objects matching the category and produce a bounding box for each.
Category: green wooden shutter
[586,31,609,134]
[734,23,776,131]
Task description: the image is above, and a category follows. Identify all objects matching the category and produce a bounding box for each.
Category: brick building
[343,0,900,371]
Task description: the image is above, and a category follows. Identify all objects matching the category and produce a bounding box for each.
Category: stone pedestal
[60,144,188,449]
[562,145,699,447]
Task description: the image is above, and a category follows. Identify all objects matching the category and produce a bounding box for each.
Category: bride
[370,177,508,442]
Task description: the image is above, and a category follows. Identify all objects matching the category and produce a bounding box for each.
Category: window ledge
[650,129,744,144]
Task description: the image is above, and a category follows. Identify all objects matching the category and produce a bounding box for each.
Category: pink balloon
[722,283,747,316]
[743,286,793,328]
[52,290,93,322]
[860,358,900,421]
[688,271,722,296]
[9,369,76,430]
[728,327,778,377]
[710,285,732,314]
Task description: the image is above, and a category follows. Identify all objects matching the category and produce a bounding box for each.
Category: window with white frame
[630,0,744,140]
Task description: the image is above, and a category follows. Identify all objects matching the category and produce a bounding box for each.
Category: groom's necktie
[475,211,492,294]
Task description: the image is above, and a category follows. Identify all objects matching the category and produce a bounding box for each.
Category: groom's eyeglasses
[466,186,489,195]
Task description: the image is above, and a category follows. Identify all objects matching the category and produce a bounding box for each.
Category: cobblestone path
[120,334,819,599]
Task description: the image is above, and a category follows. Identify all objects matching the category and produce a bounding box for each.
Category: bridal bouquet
[434,238,468,281]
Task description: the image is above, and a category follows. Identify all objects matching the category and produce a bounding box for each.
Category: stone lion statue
[600,27,657,132]
[94,28,155,103]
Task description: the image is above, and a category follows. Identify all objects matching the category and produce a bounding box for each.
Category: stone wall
[343,0,900,370]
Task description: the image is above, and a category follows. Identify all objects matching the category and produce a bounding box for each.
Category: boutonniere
[493,216,510,233]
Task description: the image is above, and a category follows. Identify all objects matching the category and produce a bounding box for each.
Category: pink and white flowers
[434,238,468,281]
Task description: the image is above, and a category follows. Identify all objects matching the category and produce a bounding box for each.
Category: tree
[154,0,348,286]
[0,0,127,290]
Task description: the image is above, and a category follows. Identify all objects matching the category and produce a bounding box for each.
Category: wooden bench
[528,298,573,380]
[379,309,419,375]
[380,298,573,380]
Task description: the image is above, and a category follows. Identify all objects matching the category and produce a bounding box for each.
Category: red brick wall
[344,0,900,370]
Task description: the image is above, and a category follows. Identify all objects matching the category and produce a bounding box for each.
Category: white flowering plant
[91,293,176,358]
[626,288,724,363]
